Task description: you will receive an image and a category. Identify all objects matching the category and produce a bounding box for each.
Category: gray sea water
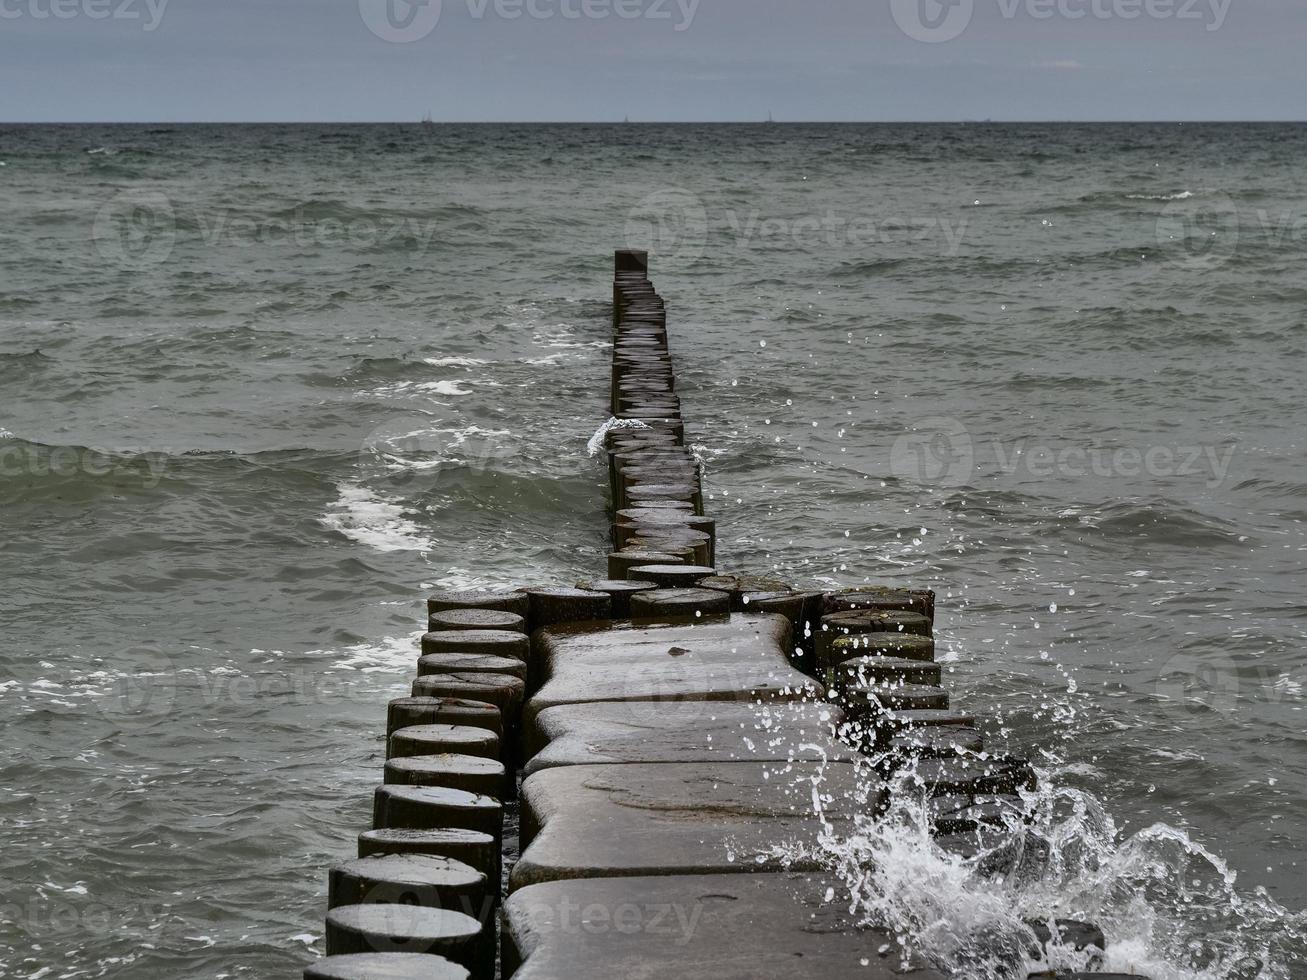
[1,123,1305,978]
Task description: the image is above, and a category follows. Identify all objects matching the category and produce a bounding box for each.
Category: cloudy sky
[0,0,1301,121]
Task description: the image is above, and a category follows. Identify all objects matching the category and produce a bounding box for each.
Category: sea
[0,122,1304,978]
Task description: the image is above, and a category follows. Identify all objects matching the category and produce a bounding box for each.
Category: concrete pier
[303,253,1119,980]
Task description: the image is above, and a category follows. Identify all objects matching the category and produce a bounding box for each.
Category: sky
[0,0,1303,122]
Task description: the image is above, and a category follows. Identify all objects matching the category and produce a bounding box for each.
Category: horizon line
[5,118,1307,126]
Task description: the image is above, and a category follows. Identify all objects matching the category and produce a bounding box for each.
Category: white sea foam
[1272,674,1303,699]
[370,379,477,397]
[320,483,433,553]
[425,380,478,396]
[505,302,544,329]
[423,357,489,367]
[1150,748,1205,762]
[935,643,963,664]
[419,569,496,592]
[440,424,512,450]
[1126,191,1196,201]
[315,631,424,673]
[537,338,612,351]
[364,424,513,478]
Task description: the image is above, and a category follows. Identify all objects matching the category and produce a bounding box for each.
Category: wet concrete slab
[524,614,822,751]
[510,760,878,891]
[503,872,948,980]
[524,700,854,776]
[304,952,469,979]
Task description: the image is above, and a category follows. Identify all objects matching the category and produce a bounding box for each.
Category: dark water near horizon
[1,122,1305,978]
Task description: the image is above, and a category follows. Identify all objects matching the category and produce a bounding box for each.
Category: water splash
[792,748,1304,980]
[688,442,714,476]
[586,417,650,457]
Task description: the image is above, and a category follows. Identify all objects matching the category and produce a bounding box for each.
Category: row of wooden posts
[301,252,1126,980]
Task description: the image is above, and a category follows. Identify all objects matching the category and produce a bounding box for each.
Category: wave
[424,357,489,368]
[1037,188,1205,216]
[0,436,177,499]
[342,356,494,387]
[832,258,909,277]
[0,349,54,379]
[261,199,483,224]
[1125,191,1195,201]
[0,439,348,507]
[1229,477,1307,500]
[1040,185,1284,220]
[341,356,437,382]
[1005,372,1111,392]
[1078,501,1242,547]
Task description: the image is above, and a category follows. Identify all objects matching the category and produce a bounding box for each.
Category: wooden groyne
[306,252,1125,980]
